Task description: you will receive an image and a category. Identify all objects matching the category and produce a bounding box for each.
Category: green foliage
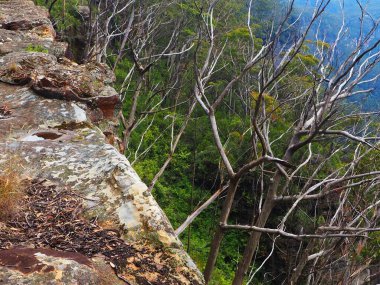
[251,91,283,122]
[296,53,319,67]
[25,44,49,53]
[35,0,80,31]
[178,3,199,16]
[226,27,251,40]
[35,0,380,283]
[356,232,380,262]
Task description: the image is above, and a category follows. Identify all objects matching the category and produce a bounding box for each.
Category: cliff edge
[0,1,204,284]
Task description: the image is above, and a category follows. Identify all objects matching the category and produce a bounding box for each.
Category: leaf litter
[0,180,200,285]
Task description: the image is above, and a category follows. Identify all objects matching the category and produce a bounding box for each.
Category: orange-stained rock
[0,248,124,285]
[0,1,204,285]
[0,51,120,119]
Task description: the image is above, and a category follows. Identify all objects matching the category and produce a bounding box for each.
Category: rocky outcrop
[0,248,123,285]
[0,1,203,284]
[0,51,120,117]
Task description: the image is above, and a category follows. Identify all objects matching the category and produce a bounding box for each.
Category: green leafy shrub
[25,44,49,53]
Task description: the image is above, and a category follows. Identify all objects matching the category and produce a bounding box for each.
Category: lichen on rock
[0,1,204,284]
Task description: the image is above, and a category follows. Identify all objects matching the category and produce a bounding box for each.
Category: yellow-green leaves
[251,91,282,121]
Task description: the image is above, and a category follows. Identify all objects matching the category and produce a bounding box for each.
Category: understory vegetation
[35,0,380,284]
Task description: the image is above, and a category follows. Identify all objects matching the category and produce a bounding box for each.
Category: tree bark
[113,7,135,71]
[232,139,297,285]
[231,176,278,285]
[204,178,239,284]
[121,77,143,148]
[289,240,316,284]
[175,185,227,236]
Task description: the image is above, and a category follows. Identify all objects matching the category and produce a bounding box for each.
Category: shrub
[25,44,49,53]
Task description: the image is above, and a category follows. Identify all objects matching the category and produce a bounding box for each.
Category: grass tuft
[0,159,23,221]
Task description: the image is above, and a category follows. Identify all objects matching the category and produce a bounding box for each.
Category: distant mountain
[295,0,380,110]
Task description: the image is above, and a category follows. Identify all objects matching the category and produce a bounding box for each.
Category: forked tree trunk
[232,143,297,285]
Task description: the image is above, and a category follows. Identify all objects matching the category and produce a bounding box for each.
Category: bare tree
[45,0,380,283]
[187,0,380,284]
[83,0,195,154]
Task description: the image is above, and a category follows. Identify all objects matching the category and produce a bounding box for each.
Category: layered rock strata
[0,1,203,284]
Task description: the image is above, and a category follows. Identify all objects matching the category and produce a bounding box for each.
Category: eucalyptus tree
[36,0,380,283]
[189,0,380,284]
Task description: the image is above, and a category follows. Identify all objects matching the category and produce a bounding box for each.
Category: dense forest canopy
[36,0,380,284]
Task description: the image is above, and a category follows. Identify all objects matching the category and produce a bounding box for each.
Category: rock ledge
[0,1,204,284]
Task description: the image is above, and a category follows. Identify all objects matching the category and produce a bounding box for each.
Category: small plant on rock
[0,158,23,221]
[25,44,49,54]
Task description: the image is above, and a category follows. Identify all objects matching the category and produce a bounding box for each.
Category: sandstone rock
[0,0,53,34]
[0,51,119,118]
[0,51,57,84]
[0,1,204,284]
[0,28,67,57]
[0,1,66,58]
[0,248,124,285]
